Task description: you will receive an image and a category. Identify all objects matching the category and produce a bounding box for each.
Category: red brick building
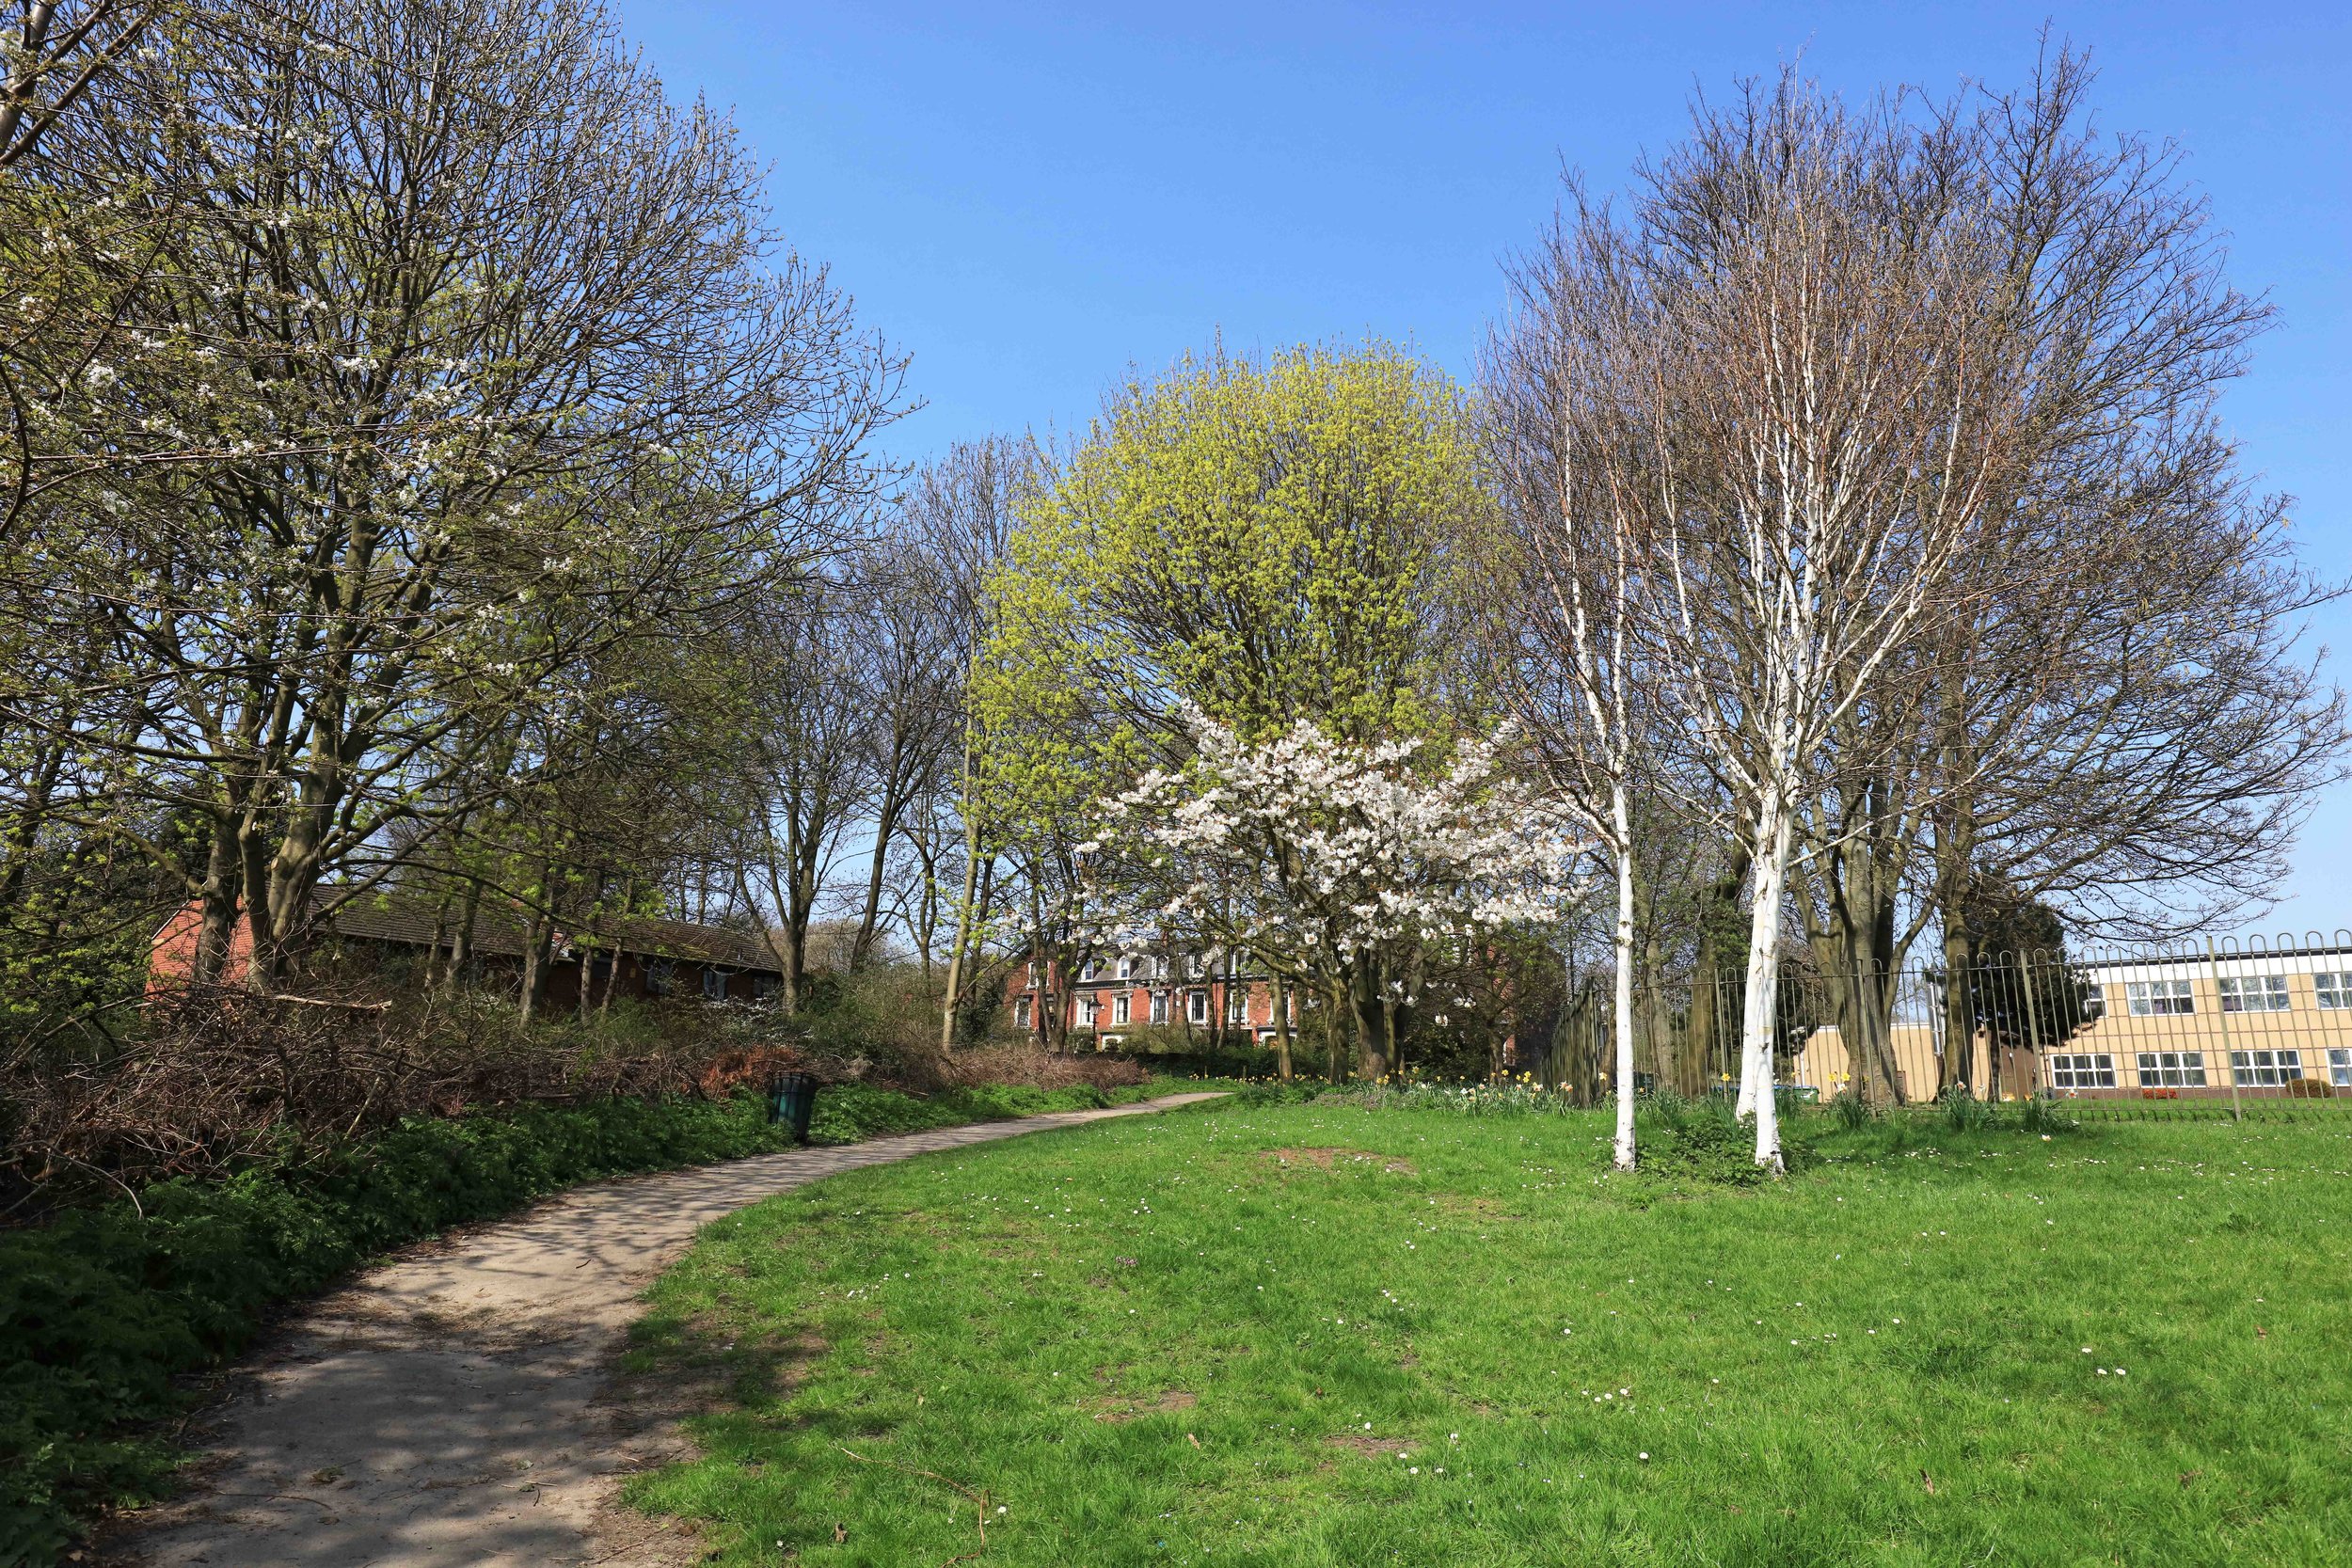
[151,895,784,1009]
[1004,948,1297,1048]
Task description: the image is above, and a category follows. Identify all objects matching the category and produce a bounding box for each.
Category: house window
[1187,990,1209,1024]
[2125,979,2194,1016]
[1078,993,1100,1027]
[1098,1034,1123,1049]
[2330,1048,2352,1087]
[1227,987,1248,1024]
[752,974,778,1002]
[1026,959,1039,985]
[1258,1028,1280,1046]
[1150,990,1169,1024]
[1015,996,1032,1029]
[1117,956,1134,981]
[2231,1049,2304,1086]
[1113,992,1131,1025]
[644,958,675,997]
[2218,975,2291,1013]
[1081,956,1103,982]
[2048,1053,2116,1090]
[702,967,729,1001]
[2316,973,2352,1010]
[2136,1051,2207,1087]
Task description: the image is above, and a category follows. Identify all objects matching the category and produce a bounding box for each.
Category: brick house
[151,894,784,1009]
[1005,948,1298,1049]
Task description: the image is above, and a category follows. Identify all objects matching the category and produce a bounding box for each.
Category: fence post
[2207,937,2242,1125]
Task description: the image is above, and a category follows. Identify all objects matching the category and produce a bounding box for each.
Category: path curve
[104,1092,1227,1568]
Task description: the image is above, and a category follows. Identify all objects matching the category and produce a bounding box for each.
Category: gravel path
[104,1092,1227,1568]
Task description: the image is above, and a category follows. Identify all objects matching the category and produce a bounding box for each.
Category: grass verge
[623,1101,2352,1566]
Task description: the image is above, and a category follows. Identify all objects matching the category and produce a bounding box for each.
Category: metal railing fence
[1535,932,2352,1122]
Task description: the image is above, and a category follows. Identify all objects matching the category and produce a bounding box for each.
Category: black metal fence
[1557,934,2352,1122]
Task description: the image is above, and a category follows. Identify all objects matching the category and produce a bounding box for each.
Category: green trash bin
[769,1071,818,1145]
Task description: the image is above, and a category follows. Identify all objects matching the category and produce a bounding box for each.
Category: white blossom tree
[1104,707,1582,1081]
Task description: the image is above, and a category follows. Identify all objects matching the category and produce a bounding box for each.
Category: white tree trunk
[1612,779,1637,1170]
[1737,781,1794,1171]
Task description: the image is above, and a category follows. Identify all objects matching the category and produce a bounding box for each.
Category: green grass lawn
[621,1101,2352,1567]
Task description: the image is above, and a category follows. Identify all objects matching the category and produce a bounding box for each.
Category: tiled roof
[319,893,783,974]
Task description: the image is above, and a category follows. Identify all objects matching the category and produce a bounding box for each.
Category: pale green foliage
[982,341,1487,764]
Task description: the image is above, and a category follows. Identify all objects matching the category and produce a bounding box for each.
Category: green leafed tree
[977,341,1495,1068]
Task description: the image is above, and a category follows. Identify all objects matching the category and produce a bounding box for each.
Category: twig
[837,1447,989,1566]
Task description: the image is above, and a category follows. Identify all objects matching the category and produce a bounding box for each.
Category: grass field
[622,1100,2352,1566]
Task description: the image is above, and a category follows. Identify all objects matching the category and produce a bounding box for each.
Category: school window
[2217,974,2291,1013]
[2231,1049,2304,1086]
[2316,973,2352,1010]
[2047,1053,2116,1090]
[1187,990,1210,1024]
[1015,996,1032,1029]
[2330,1048,2352,1087]
[2125,979,2193,1016]
[1113,992,1131,1025]
[1150,990,1169,1024]
[2135,1050,2207,1087]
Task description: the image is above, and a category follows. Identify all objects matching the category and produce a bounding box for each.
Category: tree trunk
[1683,842,1752,1097]
[1272,974,1295,1081]
[1738,784,1793,1172]
[1611,780,1638,1170]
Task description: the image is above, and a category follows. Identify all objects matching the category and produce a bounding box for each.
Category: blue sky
[616,1,2351,936]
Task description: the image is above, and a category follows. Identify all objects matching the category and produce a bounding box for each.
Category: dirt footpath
[104,1092,1226,1568]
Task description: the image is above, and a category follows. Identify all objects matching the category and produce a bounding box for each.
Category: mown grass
[624,1101,2352,1567]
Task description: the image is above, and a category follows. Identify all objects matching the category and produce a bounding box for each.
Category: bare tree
[5,0,899,993]
[1485,191,1661,1167]
[1577,73,2038,1166]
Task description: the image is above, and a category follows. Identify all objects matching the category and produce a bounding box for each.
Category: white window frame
[2217,974,2291,1013]
[1227,987,1248,1024]
[1150,990,1169,1024]
[2048,1053,2116,1090]
[1025,959,1039,986]
[1117,956,1134,981]
[2231,1048,2303,1086]
[2125,979,2194,1016]
[2135,1050,2206,1087]
[1014,996,1032,1029]
[1078,992,1100,1027]
[1113,991,1131,1025]
[1187,989,1210,1024]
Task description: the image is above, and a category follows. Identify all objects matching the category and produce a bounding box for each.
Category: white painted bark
[1737,783,1794,1170]
[1611,777,1637,1170]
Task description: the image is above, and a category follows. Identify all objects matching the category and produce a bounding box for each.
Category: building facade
[1790,949,2352,1100]
[151,895,785,1009]
[1005,949,1298,1050]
